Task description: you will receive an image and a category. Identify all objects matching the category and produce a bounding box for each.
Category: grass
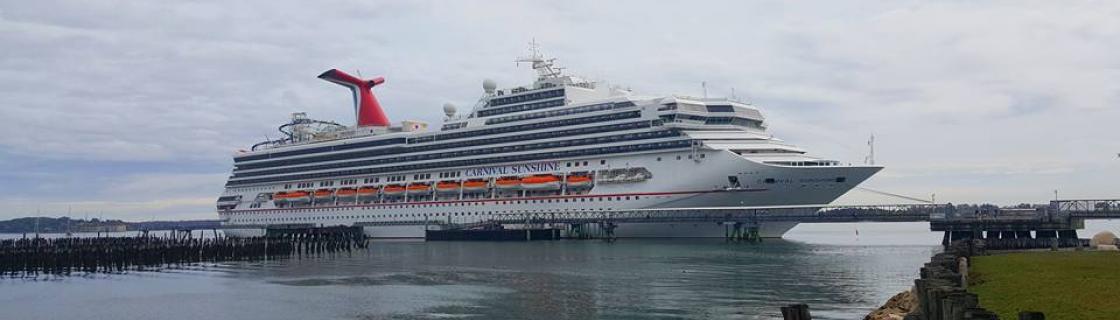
[969,251,1120,320]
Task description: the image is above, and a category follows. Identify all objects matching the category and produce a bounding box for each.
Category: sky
[0,1,1118,221]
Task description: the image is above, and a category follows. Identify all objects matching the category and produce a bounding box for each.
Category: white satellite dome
[442,103,457,118]
[482,79,497,94]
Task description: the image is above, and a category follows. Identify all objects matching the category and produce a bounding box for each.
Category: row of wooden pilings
[906,240,1000,320]
[0,226,367,277]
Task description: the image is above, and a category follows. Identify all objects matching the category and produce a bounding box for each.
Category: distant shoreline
[0,216,220,234]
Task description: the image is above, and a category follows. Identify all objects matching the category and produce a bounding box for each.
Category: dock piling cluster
[0,227,367,277]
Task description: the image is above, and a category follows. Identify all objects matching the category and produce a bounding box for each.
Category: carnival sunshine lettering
[463,162,560,176]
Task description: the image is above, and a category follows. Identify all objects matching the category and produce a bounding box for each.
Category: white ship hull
[219,150,879,238]
[216,54,882,239]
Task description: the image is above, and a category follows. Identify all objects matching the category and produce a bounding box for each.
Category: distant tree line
[0,217,126,234]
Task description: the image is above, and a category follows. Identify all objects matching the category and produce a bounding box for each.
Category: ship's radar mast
[516,40,564,82]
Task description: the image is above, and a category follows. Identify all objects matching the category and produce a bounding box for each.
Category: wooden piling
[0,227,368,277]
[780,303,811,320]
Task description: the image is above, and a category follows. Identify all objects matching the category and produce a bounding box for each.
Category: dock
[0,226,367,277]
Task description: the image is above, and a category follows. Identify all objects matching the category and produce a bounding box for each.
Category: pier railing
[1051,199,1120,217]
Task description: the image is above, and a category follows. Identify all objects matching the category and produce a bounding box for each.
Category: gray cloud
[1,1,1118,219]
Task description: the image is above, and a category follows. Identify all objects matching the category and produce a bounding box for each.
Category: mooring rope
[856,187,934,204]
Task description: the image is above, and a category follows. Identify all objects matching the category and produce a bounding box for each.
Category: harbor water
[0,222,957,320]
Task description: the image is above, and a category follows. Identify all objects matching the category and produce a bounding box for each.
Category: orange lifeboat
[336,188,357,203]
[312,189,335,203]
[566,175,593,189]
[462,179,489,193]
[494,176,521,190]
[273,192,290,205]
[522,174,561,190]
[356,186,379,201]
[406,183,432,195]
[436,181,461,194]
[287,190,311,205]
[382,184,406,197]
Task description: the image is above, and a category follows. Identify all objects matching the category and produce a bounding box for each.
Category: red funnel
[318,69,390,127]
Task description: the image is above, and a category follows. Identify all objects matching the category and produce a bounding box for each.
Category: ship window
[764,178,776,184]
[836,177,846,183]
[706,105,735,112]
[236,116,651,172]
[227,139,692,186]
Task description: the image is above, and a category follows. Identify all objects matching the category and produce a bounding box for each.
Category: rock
[1090,231,1117,249]
[865,289,919,320]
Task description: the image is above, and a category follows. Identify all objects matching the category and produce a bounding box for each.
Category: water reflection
[2,237,937,320]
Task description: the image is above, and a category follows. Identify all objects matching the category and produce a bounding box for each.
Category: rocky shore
[864,289,918,320]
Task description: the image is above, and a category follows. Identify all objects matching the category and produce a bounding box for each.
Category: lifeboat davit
[407,183,432,195]
[494,176,521,190]
[336,188,357,203]
[382,184,406,197]
[312,189,335,203]
[356,186,379,201]
[521,174,562,190]
[462,179,489,193]
[566,175,594,189]
[273,192,290,206]
[287,190,311,205]
[436,181,461,194]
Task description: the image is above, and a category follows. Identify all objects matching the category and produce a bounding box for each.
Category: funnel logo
[318,69,391,127]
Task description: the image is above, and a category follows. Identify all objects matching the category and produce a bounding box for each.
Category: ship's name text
[464,162,560,177]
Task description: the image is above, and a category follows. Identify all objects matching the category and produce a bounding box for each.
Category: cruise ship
[217,49,882,238]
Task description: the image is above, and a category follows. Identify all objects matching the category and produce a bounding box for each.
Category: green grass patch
[969,251,1120,320]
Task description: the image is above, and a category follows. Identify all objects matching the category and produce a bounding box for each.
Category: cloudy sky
[1,1,1118,220]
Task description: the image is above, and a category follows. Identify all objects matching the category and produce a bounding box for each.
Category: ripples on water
[0,223,951,320]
